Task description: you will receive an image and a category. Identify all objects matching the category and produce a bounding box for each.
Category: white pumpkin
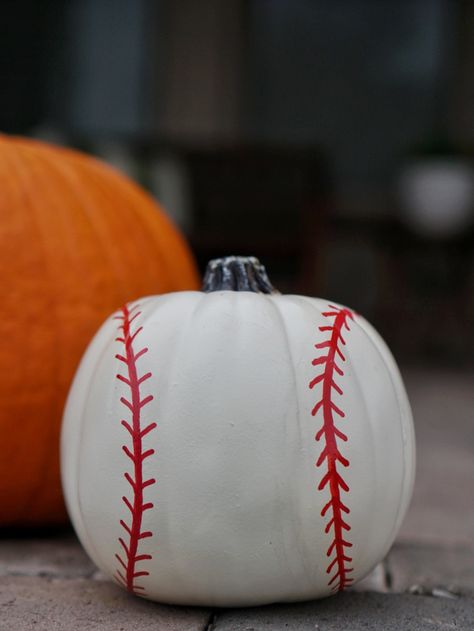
[61,256,415,607]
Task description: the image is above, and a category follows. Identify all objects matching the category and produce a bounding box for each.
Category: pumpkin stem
[202,256,276,294]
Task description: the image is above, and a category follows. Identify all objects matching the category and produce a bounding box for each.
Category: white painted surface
[61,290,415,606]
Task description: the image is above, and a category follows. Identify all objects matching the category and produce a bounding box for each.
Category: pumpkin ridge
[35,147,127,295]
[0,134,198,526]
[3,144,65,521]
[113,303,157,594]
[64,155,168,292]
[309,304,354,592]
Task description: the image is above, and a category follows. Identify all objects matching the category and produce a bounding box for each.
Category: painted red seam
[310,304,354,592]
[113,304,156,594]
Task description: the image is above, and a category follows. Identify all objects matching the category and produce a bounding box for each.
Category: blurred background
[2,0,473,364]
[0,4,473,619]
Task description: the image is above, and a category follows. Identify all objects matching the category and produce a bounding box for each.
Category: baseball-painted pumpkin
[61,256,415,606]
[0,134,199,526]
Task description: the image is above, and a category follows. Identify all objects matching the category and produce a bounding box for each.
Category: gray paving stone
[0,534,95,578]
[350,563,388,593]
[399,370,474,546]
[212,592,474,631]
[0,576,212,631]
[387,542,474,598]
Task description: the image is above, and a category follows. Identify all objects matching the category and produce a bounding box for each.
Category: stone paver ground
[1,369,473,630]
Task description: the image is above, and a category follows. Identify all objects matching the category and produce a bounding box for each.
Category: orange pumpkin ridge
[0,134,199,526]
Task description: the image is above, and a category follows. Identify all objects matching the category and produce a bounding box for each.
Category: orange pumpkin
[0,135,199,526]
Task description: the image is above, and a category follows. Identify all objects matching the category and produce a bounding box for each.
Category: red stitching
[310,304,354,592]
[113,304,156,595]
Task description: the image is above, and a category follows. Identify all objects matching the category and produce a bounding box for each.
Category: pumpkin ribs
[113,303,156,594]
[310,304,354,592]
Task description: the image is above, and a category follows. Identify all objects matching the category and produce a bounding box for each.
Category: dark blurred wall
[64,0,153,137]
[160,0,244,141]
[0,0,64,133]
[1,0,469,211]
[451,0,474,145]
[38,0,243,141]
[246,0,459,213]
